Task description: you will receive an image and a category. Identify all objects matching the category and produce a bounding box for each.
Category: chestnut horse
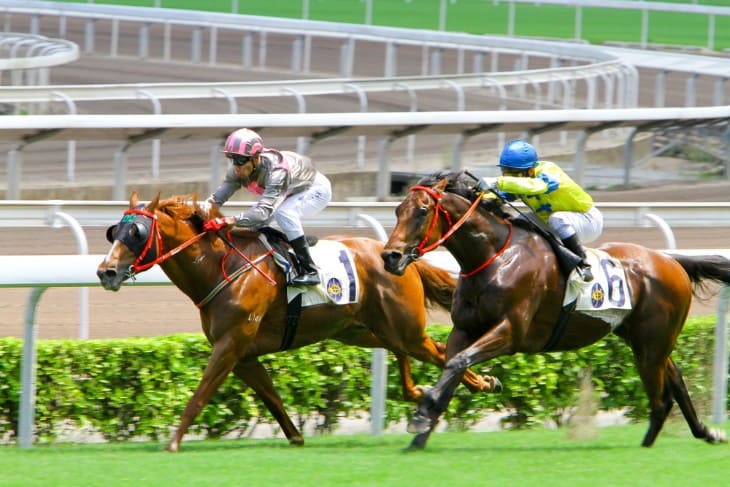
[381,171,730,449]
[96,192,499,451]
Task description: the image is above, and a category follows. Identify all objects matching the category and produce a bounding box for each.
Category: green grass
[0,422,728,486]
[50,0,730,50]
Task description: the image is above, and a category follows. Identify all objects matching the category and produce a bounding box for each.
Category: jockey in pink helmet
[203,128,332,286]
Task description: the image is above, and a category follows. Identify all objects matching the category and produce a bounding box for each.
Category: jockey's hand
[475,177,499,192]
[200,197,217,214]
[203,217,229,232]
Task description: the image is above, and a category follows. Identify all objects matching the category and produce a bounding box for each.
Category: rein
[409,185,513,277]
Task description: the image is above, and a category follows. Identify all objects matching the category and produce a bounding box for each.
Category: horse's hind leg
[232,357,304,446]
[665,357,727,445]
[637,361,673,447]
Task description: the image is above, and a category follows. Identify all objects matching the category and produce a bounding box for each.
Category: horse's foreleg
[409,323,512,439]
[665,357,727,445]
[232,357,305,446]
[394,353,427,402]
[167,336,238,453]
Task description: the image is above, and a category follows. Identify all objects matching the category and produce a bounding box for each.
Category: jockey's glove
[475,177,499,192]
[203,217,229,232]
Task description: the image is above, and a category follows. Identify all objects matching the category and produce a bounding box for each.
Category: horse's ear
[129,191,139,208]
[434,178,448,192]
[146,192,161,211]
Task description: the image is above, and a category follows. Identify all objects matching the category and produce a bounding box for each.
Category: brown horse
[96,192,499,451]
[381,171,730,449]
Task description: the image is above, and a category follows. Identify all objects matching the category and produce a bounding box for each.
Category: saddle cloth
[284,239,360,307]
[563,248,632,329]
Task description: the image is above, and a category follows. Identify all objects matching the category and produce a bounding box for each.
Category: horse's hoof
[289,436,305,447]
[407,413,432,434]
[403,442,425,453]
[491,377,503,394]
[706,428,727,444]
[415,385,433,396]
[165,443,179,453]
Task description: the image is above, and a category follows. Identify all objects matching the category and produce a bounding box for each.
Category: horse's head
[382,171,478,276]
[97,191,208,291]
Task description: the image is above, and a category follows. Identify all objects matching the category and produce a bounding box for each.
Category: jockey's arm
[209,168,242,207]
[498,175,553,195]
[234,167,289,228]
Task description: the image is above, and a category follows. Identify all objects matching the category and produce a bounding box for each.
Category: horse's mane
[415,170,513,220]
[156,194,218,232]
[154,194,287,242]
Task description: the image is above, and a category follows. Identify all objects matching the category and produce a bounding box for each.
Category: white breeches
[274,172,332,241]
[548,205,603,243]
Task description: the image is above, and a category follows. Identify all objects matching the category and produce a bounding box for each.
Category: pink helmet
[223,128,264,157]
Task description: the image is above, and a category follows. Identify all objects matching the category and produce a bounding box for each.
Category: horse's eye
[419,206,428,216]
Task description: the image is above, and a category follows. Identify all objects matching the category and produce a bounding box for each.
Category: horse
[96,191,500,451]
[381,170,730,450]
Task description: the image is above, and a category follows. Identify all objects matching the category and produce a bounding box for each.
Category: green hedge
[0,316,719,443]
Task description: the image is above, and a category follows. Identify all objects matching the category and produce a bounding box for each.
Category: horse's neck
[444,204,512,266]
[159,232,269,302]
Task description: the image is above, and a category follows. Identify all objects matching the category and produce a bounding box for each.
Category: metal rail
[1,200,730,229]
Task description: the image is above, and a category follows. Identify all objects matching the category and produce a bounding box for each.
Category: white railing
[2,199,730,229]
[2,106,729,200]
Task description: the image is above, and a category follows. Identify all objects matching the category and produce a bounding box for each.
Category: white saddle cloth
[286,240,360,307]
[563,248,632,329]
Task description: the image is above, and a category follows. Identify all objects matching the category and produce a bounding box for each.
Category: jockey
[476,139,603,282]
[202,128,332,285]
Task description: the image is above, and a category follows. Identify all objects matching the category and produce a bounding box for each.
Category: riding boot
[289,236,321,285]
[562,234,593,282]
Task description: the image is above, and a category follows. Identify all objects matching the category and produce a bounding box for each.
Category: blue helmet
[498,139,538,170]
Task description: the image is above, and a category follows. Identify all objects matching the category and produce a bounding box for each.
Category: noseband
[408,184,513,277]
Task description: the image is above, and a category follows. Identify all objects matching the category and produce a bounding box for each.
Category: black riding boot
[289,236,320,285]
[562,234,593,282]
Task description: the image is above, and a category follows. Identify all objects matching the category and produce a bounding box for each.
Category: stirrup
[578,263,593,282]
[291,271,320,285]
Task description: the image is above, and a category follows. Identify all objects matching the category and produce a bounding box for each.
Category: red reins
[408,185,513,277]
[123,209,275,286]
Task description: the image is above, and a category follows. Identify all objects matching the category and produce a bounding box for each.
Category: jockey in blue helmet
[476,139,603,281]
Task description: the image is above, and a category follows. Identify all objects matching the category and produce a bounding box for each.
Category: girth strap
[281,293,303,351]
[541,300,577,352]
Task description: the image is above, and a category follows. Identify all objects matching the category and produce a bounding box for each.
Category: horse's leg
[638,363,673,447]
[409,323,512,438]
[167,334,239,452]
[335,327,427,402]
[232,357,305,446]
[665,357,727,445]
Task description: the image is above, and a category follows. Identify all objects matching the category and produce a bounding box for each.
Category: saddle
[258,227,318,279]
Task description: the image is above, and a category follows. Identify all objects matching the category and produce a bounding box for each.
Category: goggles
[501,168,529,177]
[227,154,255,166]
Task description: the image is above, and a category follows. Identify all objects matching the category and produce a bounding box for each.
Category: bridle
[116,208,207,275]
[408,184,513,277]
[112,207,275,305]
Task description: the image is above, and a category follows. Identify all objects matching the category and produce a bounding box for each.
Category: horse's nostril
[100,269,117,279]
[381,251,400,261]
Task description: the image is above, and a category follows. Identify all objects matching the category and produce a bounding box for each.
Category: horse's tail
[412,260,457,311]
[671,253,730,294]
